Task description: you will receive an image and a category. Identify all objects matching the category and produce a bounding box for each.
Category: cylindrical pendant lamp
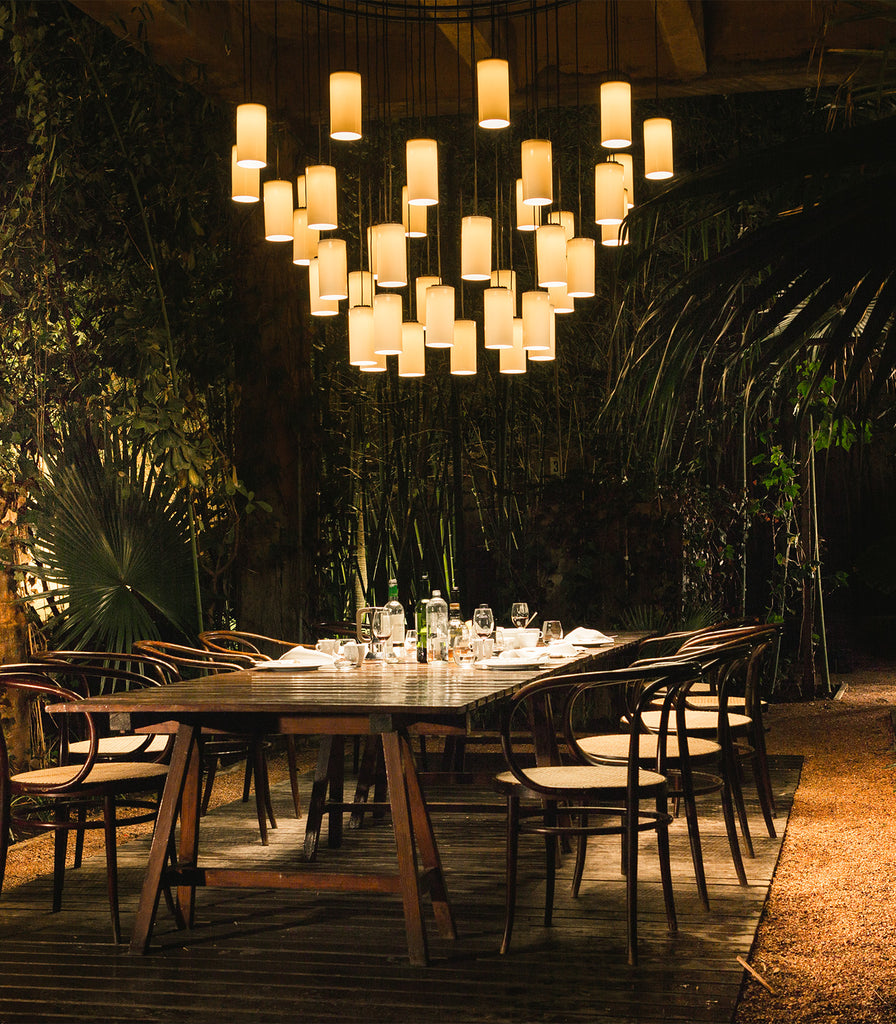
[601,222,629,246]
[461,216,492,281]
[308,258,338,316]
[521,139,553,206]
[349,270,374,308]
[644,117,674,179]
[548,284,574,314]
[522,291,551,351]
[500,319,527,374]
[296,173,306,208]
[491,268,517,309]
[477,58,510,129]
[402,186,427,237]
[415,275,441,324]
[359,352,388,373]
[451,320,477,375]
[292,209,318,265]
[484,287,514,349]
[398,321,426,377]
[329,71,362,141]
[231,146,259,203]
[547,210,575,239]
[566,237,596,297]
[536,224,567,288]
[348,304,376,366]
[374,223,407,288]
[373,292,403,355]
[600,78,632,149]
[317,238,348,301]
[515,178,540,231]
[529,306,556,361]
[616,152,635,208]
[406,138,439,206]
[425,285,455,347]
[595,161,625,225]
[263,180,294,241]
[305,164,338,230]
[235,102,266,168]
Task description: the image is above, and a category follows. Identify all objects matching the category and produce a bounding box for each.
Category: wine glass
[510,602,529,629]
[473,604,494,639]
[542,620,563,645]
[452,627,475,667]
[370,607,393,661]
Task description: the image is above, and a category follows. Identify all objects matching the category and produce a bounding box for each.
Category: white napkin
[271,646,338,666]
[563,627,614,645]
[497,648,550,661]
[544,641,579,658]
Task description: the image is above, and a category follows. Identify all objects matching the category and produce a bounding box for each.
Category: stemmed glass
[510,602,529,629]
[370,607,393,661]
[542,620,564,645]
[473,604,494,639]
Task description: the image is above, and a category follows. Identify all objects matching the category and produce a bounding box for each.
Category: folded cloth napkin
[274,646,338,666]
[497,647,547,660]
[544,641,579,658]
[563,627,614,645]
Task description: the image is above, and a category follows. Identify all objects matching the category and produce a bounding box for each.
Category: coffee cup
[316,639,340,656]
[341,641,368,666]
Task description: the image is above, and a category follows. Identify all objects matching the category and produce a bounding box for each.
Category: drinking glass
[473,604,494,639]
[542,620,563,645]
[510,602,529,629]
[452,628,475,667]
[370,607,393,660]
[404,629,417,660]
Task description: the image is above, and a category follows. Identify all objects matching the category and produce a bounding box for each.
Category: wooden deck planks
[0,754,801,1024]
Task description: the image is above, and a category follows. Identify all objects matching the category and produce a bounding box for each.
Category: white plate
[574,639,615,647]
[252,660,322,672]
[477,658,548,670]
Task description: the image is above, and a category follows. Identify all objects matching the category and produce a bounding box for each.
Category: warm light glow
[373,292,403,355]
[491,268,517,309]
[521,139,553,206]
[329,71,362,141]
[398,321,426,377]
[292,209,318,266]
[515,178,540,231]
[235,102,266,168]
[547,210,575,239]
[595,161,625,225]
[406,138,439,206]
[500,319,527,373]
[415,275,441,324]
[305,164,338,230]
[616,153,635,208]
[461,216,492,281]
[477,59,510,129]
[600,79,632,149]
[348,305,376,365]
[425,285,455,347]
[522,291,551,351]
[231,146,259,203]
[601,222,629,246]
[536,224,567,288]
[308,258,338,316]
[402,186,427,238]
[451,320,477,374]
[644,117,674,179]
[367,225,378,279]
[317,238,348,301]
[296,174,306,207]
[484,287,514,349]
[263,180,294,241]
[374,223,407,288]
[566,237,596,297]
[349,270,374,308]
[359,351,388,372]
[548,284,574,314]
[529,304,556,361]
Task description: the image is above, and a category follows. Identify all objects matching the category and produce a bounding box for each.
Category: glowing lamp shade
[500,319,527,374]
[595,161,625,226]
[425,285,455,348]
[359,352,388,372]
[616,152,635,208]
[296,174,306,207]
[292,209,318,266]
[398,321,426,377]
[263,180,294,241]
[349,270,374,308]
[566,237,596,297]
[491,268,517,309]
[461,216,492,281]
[348,304,376,366]
[528,306,556,361]
[522,291,551,351]
[644,117,674,180]
[515,178,540,231]
[329,71,362,141]
[305,164,338,230]
[600,79,632,149]
[521,139,553,206]
[235,102,266,168]
[415,275,441,325]
[402,186,427,237]
[231,146,259,203]
[451,320,477,375]
[374,223,407,288]
[406,138,439,206]
[317,238,348,301]
[547,210,575,239]
[548,284,574,314]
[308,259,338,316]
[373,292,403,355]
[484,287,514,349]
[536,224,567,288]
[477,58,510,129]
[601,222,629,246]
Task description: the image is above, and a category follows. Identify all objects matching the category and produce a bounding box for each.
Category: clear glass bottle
[415,573,430,663]
[426,589,449,663]
[448,588,463,661]
[384,578,404,660]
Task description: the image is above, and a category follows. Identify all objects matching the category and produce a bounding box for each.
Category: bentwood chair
[0,672,170,943]
[494,662,696,965]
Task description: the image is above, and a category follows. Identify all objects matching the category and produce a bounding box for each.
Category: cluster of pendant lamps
[231,43,673,379]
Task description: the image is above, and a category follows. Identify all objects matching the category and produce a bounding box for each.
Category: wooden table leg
[303,735,345,860]
[130,723,197,954]
[177,728,202,928]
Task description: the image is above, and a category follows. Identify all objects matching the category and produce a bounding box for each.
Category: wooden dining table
[50,633,645,965]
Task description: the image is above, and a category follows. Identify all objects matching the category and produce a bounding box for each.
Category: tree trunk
[0,489,32,769]
[798,428,817,696]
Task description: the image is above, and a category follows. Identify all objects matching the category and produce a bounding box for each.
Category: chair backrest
[198,630,297,661]
[35,651,175,686]
[132,640,253,679]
